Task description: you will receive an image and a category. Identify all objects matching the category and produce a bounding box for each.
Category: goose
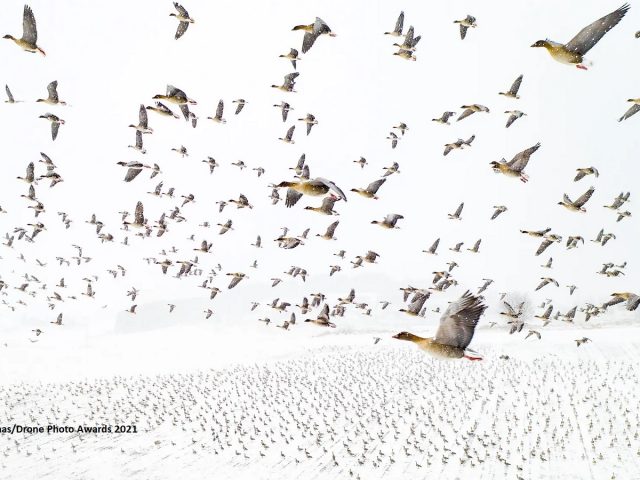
[277,177,347,207]
[382,162,400,176]
[371,214,404,229]
[490,142,541,183]
[4,85,21,103]
[207,100,226,123]
[304,195,339,215]
[129,104,153,133]
[505,110,526,128]
[531,4,630,70]
[279,125,295,144]
[298,114,317,135]
[393,291,487,360]
[39,113,64,141]
[153,85,196,120]
[123,202,146,229]
[316,221,339,240]
[392,26,421,53]
[202,157,219,174]
[558,186,595,212]
[3,5,45,55]
[128,131,146,154]
[37,81,66,105]
[229,194,253,209]
[454,15,477,40]
[491,205,507,220]
[574,167,599,182]
[535,277,559,291]
[170,3,194,39]
[448,202,464,220]
[422,238,440,255]
[384,11,404,37]
[499,75,523,99]
[351,178,386,199]
[293,17,336,54]
[603,292,640,311]
[226,273,247,289]
[457,104,489,121]
[272,73,299,93]
[17,162,36,184]
[432,111,456,124]
[399,292,428,316]
[232,99,246,115]
[304,304,335,327]
[279,48,300,69]
[618,98,640,122]
[146,102,179,119]
[273,101,293,121]
[116,161,148,182]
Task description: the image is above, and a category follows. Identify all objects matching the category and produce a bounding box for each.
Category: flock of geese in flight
[0,3,638,361]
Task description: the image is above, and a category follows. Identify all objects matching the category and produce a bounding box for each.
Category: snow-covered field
[2,323,639,480]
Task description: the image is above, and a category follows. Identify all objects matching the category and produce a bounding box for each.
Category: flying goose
[226,272,247,289]
[393,26,421,53]
[535,277,559,291]
[3,5,45,55]
[304,195,339,215]
[448,202,464,220]
[443,135,475,156]
[618,98,640,122]
[603,292,640,311]
[272,73,299,93]
[277,177,347,207]
[384,11,404,37]
[490,142,541,183]
[432,111,456,124]
[504,110,526,128]
[304,304,335,327]
[279,48,300,69]
[316,220,339,240]
[393,291,487,360]
[293,17,336,54]
[422,238,440,255]
[279,125,295,144]
[298,114,318,135]
[574,167,599,182]
[457,104,489,121]
[454,15,477,40]
[123,202,146,229]
[371,214,404,229]
[146,102,179,119]
[531,4,630,69]
[37,81,66,105]
[350,178,386,199]
[39,113,64,141]
[129,104,153,133]
[170,3,194,39]
[232,99,246,115]
[128,130,146,154]
[207,100,226,123]
[558,186,595,212]
[491,205,507,220]
[499,75,523,99]
[4,84,21,103]
[274,101,293,121]
[152,85,196,120]
[399,292,429,316]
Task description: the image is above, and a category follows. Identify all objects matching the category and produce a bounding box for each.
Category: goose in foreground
[305,304,335,327]
[454,15,477,40]
[279,48,300,69]
[531,4,630,70]
[499,74,523,98]
[37,81,66,105]
[293,17,336,54]
[272,73,299,93]
[39,113,64,141]
[603,292,640,311]
[393,291,487,360]
[207,100,226,123]
[3,5,45,55]
[490,142,541,183]
[351,178,386,199]
[384,11,404,37]
[457,104,489,121]
[618,98,640,122]
[558,186,595,212]
[170,3,194,40]
[277,177,347,207]
[574,167,599,182]
[129,104,153,133]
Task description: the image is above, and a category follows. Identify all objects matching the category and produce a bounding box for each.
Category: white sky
[0,1,638,355]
